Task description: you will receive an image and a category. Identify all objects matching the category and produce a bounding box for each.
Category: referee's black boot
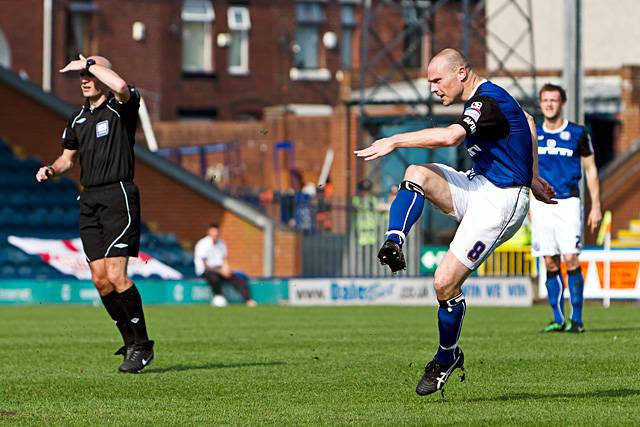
[119,340,154,374]
[114,345,133,361]
[377,240,406,272]
[416,349,465,396]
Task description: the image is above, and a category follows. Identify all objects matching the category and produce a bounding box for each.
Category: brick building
[0,0,484,121]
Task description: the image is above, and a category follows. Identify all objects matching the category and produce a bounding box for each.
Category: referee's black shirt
[61,86,140,188]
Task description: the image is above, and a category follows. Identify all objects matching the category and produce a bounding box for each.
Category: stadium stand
[0,138,195,279]
[612,219,640,248]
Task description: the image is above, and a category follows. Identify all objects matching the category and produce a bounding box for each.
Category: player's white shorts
[530,196,582,257]
[434,164,530,270]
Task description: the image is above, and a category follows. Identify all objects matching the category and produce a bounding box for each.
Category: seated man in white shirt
[194,224,257,307]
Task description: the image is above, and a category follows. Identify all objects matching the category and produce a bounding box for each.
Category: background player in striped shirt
[531,83,602,333]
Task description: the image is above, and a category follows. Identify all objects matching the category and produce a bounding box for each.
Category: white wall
[486,0,640,71]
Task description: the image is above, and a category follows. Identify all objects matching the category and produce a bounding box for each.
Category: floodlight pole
[564,0,583,124]
[462,0,470,59]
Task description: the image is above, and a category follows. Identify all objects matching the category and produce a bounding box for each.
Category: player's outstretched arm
[354,124,465,161]
[583,155,602,233]
[36,149,78,182]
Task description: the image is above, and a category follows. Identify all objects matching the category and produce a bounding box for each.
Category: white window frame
[227,6,250,75]
[289,67,331,82]
[181,0,215,73]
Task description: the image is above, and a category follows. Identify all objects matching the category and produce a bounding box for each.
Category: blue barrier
[0,279,288,305]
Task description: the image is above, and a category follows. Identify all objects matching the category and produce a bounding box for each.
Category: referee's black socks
[101,291,135,347]
[118,284,151,346]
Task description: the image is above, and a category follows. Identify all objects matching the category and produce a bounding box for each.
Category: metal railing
[300,197,423,278]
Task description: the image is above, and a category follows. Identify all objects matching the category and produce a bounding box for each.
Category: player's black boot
[377,240,406,272]
[119,340,154,373]
[416,349,465,396]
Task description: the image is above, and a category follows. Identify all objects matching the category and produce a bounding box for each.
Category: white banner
[289,277,531,306]
[538,249,640,299]
[8,236,183,280]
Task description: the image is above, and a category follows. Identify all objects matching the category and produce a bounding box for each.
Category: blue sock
[434,293,466,365]
[545,270,565,324]
[386,181,425,245]
[567,267,584,324]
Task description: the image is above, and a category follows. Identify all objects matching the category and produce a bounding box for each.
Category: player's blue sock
[567,267,584,324]
[434,293,465,365]
[386,180,425,245]
[545,270,565,324]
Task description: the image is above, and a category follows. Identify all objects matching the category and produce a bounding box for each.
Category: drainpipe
[263,221,274,277]
[42,0,52,91]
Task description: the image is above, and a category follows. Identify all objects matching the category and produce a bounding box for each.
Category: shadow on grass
[145,361,286,374]
[470,388,640,402]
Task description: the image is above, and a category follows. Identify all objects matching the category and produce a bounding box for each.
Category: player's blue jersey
[536,120,593,199]
[455,81,533,188]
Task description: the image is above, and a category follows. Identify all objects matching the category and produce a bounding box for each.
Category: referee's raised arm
[60,54,130,103]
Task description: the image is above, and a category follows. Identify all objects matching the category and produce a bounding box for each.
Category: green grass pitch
[1,304,639,425]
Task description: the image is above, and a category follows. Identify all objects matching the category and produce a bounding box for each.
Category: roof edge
[0,66,76,117]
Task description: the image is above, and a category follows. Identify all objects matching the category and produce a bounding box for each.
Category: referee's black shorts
[79,181,141,262]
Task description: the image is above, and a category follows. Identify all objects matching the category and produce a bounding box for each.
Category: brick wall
[618,66,640,154]
[0,83,79,181]
[150,100,408,200]
[0,77,301,277]
[599,146,640,239]
[0,0,43,84]
[2,0,344,120]
[153,110,344,195]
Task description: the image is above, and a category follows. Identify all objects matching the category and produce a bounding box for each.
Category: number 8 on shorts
[467,241,486,262]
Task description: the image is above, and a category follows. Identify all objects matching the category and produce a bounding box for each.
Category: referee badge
[96,120,110,138]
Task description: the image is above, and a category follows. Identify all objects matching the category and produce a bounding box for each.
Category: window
[182,0,215,73]
[0,28,10,68]
[340,5,356,69]
[227,6,250,75]
[66,1,97,61]
[294,2,325,70]
[177,107,218,121]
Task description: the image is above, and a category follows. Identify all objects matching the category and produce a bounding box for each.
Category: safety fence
[299,198,423,278]
[477,247,537,277]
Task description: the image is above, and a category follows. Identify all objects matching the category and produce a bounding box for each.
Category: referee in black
[36,54,154,373]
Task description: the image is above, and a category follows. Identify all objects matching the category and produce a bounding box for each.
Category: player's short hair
[208,223,220,230]
[432,48,470,72]
[539,83,567,102]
